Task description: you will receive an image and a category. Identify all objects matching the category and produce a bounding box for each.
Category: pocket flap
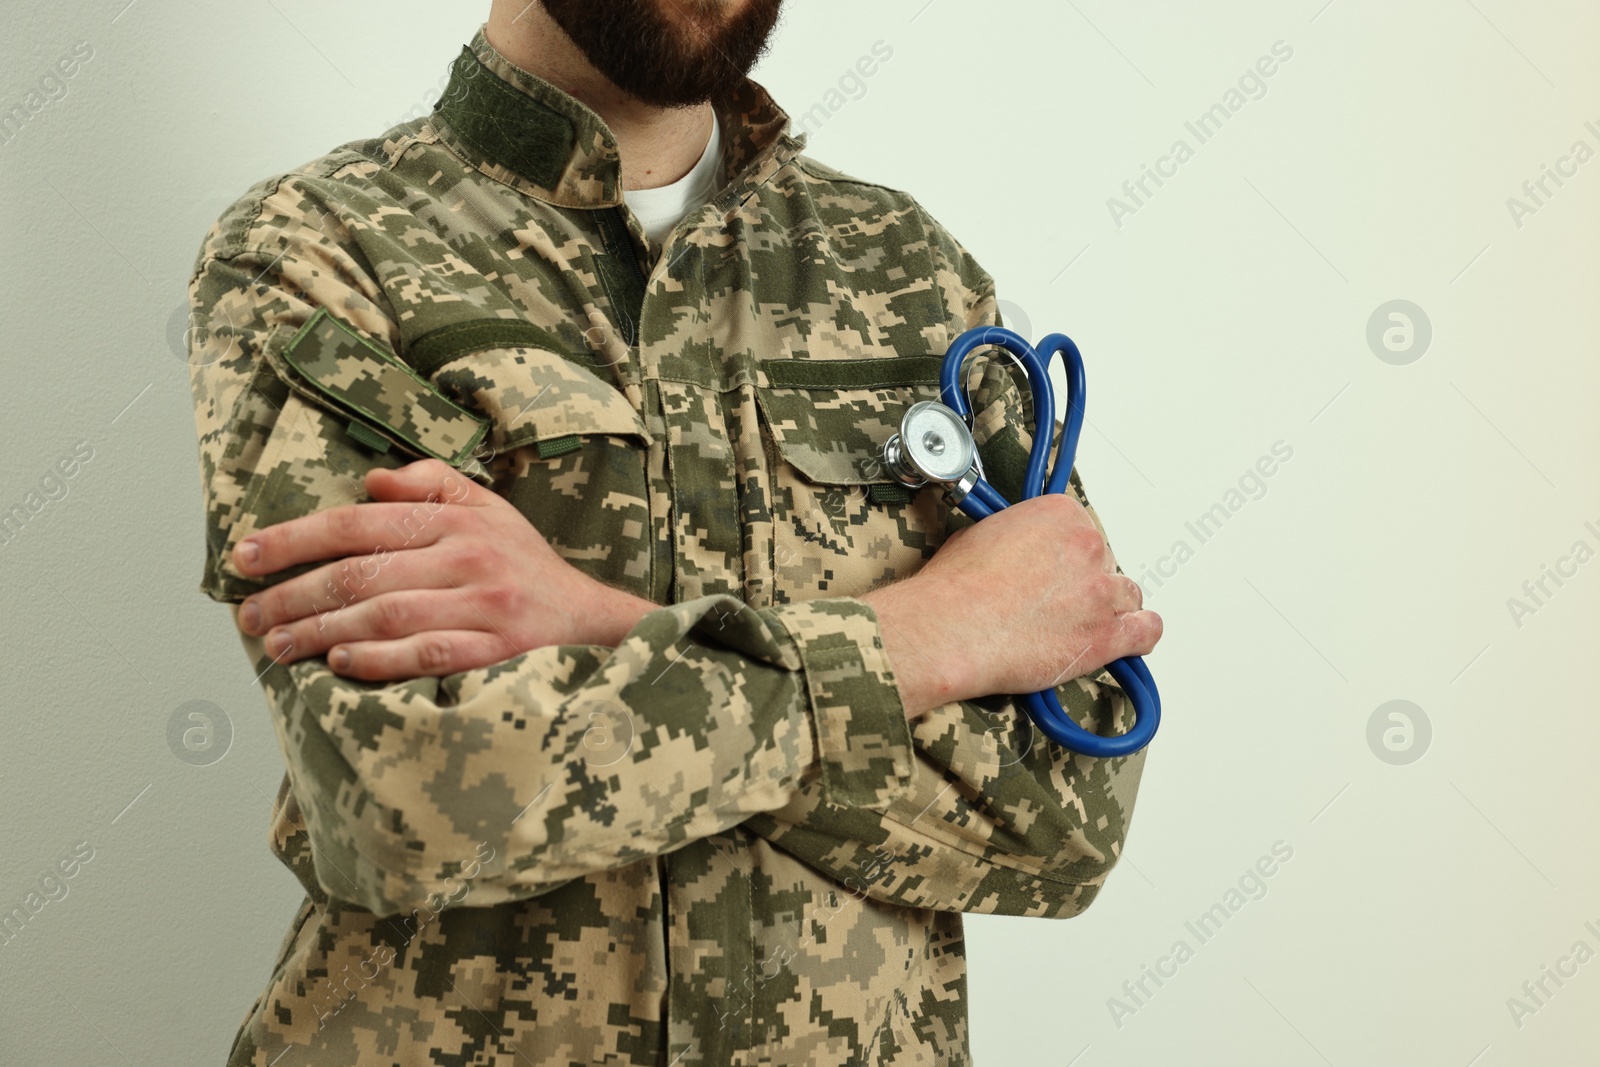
[428,346,647,456]
[756,357,945,485]
[273,307,489,465]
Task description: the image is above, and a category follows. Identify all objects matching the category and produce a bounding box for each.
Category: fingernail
[266,629,291,658]
[329,648,350,671]
[236,540,260,569]
[239,601,262,634]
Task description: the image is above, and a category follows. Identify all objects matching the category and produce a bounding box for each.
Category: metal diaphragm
[882,401,976,487]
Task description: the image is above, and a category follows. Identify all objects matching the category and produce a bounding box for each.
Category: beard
[539,0,784,108]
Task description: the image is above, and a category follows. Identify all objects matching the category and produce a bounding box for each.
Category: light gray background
[2,0,1596,1064]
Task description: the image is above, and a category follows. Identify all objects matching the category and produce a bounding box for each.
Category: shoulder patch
[279,307,489,465]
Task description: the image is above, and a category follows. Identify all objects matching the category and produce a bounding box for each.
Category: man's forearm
[860,577,981,719]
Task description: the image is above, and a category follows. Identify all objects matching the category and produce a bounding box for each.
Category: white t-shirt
[622,112,724,246]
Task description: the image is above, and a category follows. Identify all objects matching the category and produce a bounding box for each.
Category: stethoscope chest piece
[883,400,979,502]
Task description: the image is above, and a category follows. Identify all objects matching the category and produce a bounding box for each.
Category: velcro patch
[280,307,489,465]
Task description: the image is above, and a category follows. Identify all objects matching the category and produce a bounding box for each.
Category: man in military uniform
[185,1,1163,1063]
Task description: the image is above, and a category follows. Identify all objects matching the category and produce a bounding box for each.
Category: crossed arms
[187,216,1154,922]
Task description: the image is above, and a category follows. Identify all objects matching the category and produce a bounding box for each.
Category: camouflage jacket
[186,25,1147,1067]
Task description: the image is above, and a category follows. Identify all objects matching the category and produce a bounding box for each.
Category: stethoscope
[880,326,1160,758]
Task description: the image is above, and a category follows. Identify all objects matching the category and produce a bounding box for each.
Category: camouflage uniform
[186,25,1147,1067]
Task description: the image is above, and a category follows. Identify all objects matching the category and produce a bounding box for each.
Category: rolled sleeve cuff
[762,598,915,811]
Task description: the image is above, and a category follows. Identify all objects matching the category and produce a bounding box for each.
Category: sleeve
[741,210,1151,920]
[185,205,919,918]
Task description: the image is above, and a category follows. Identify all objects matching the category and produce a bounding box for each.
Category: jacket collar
[431,25,806,210]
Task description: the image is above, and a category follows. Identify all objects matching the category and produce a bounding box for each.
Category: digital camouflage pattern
[186,25,1148,1066]
[277,307,491,466]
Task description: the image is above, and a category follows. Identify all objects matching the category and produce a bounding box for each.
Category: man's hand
[862,493,1162,719]
[232,459,655,680]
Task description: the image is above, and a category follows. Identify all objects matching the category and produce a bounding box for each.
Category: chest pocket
[755,356,953,604]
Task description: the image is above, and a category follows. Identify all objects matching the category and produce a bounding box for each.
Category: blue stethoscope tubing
[938,326,1160,758]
